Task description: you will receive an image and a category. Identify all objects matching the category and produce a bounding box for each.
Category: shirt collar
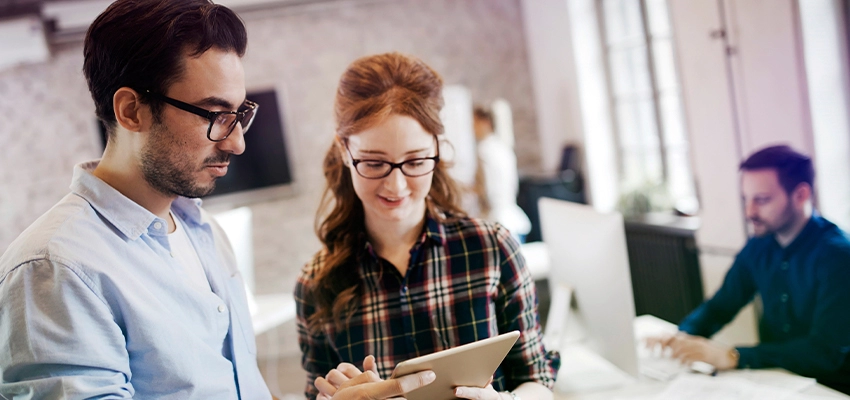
[362,213,447,260]
[422,213,447,247]
[776,213,823,255]
[70,160,206,239]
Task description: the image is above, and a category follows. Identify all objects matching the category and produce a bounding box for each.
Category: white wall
[521,0,621,212]
[800,0,850,231]
[520,0,585,174]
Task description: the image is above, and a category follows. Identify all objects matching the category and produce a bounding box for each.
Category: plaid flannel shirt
[295,215,560,399]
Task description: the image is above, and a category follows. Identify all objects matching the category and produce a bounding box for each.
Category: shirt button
[217,305,226,313]
[781,262,789,271]
[781,293,789,303]
[153,221,163,230]
[782,324,791,333]
[401,286,408,294]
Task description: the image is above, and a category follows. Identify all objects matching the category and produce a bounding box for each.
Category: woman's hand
[315,355,435,400]
[454,383,508,400]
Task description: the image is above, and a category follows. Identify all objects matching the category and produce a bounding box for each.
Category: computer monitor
[538,198,639,388]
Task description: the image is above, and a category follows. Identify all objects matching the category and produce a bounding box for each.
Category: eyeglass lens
[209,106,257,141]
[356,158,437,178]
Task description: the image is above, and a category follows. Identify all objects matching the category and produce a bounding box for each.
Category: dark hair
[473,105,494,128]
[739,145,815,194]
[308,52,465,333]
[83,0,247,138]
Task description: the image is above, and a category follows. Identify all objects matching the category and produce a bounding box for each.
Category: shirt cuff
[736,346,758,369]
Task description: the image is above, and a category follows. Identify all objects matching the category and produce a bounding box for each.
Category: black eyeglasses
[344,139,440,179]
[144,90,258,142]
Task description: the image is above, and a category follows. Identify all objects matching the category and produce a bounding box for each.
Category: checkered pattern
[295,216,560,399]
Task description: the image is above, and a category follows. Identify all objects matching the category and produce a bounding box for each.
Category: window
[599,0,697,213]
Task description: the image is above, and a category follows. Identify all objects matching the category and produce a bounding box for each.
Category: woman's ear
[113,87,146,133]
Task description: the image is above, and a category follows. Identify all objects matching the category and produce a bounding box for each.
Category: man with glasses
[0,1,270,399]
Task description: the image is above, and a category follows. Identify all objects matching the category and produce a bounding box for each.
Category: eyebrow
[195,96,246,111]
[357,146,433,157]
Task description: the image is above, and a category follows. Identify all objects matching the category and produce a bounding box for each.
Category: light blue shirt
[0,161,271,400]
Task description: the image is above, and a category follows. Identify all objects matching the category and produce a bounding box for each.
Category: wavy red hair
[308,52,466,332]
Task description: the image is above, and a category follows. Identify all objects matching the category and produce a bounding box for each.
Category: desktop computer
[539,198,693,393]
[538,198,639,392]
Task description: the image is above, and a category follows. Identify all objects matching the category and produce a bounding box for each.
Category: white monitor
[538,198,639,389]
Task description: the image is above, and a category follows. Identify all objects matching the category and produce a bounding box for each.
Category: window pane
[636,99,660,150]
[659,93,687,146]
[637,99,663,184]
[616,103,640,148]
[609,45,652,98]
[666,149,697,207]
[651,39,678,92]
[621,150,644,188]
[645,0,671,37]
[604,0,645,45]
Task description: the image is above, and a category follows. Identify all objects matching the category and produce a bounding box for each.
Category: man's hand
[314,355,436,400]
[646,333,738,371]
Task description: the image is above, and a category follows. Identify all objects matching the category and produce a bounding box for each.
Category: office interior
[1,0,849,398]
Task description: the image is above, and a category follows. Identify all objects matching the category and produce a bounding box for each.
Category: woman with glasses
[295,52,559,400]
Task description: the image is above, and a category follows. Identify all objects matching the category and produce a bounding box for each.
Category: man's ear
[112,87,147,133]
[792,182,812,205]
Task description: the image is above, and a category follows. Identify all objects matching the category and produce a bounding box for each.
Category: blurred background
[1,0,849,397]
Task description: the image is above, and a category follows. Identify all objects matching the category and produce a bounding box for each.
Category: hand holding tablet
[315,364,436,400]
[315,331,521,400]
[390,331,521,400]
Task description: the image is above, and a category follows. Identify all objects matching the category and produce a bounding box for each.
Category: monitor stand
[555,343,637,393]
[545,283,637,394]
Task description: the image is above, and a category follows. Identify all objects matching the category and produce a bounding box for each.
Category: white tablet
[390,331,521,400]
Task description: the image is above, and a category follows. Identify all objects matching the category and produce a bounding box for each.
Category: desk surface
[554,370,849,399]
[552,315,849,399]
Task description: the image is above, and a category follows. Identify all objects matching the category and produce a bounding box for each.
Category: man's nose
[217,125,246,155]
[744,202,757,219]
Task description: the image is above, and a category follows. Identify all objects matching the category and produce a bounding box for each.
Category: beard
[140,121,230,199]
[749,200,797,237]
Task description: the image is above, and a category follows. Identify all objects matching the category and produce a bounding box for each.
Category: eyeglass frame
[142,90,259,142]
[344,137,441,179]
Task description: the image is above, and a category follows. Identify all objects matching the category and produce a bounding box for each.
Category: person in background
[647,145,850,394]
[473,106,532,243]
[295,52,559,400]
[0,1,270,398]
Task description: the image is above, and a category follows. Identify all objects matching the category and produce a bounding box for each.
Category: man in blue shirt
[0,1,271,398]
[652,145,850,394]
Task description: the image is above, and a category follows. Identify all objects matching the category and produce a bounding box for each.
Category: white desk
[250,292,296,336]
[552,315,849,399]
[554,370,849,399]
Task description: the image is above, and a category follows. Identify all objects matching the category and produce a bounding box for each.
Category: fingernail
[424,371,436,383]
[455,388,463,396]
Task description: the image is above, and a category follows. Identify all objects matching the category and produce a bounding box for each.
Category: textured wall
[0,0,538,356]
